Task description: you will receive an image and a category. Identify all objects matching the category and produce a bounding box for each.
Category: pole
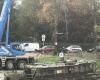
[42,34,46,54]
[43,41,44,47]
[43,41,45,53]
[64,0,69,41]
[92,0,97,45]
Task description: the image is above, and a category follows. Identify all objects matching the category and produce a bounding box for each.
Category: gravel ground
[65,52,100,60]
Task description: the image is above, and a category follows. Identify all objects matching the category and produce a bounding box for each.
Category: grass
[37,54,59,64]
[37,53,100,70]
[96,60,100,70]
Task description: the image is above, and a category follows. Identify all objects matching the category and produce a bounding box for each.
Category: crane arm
[0,0,12,42]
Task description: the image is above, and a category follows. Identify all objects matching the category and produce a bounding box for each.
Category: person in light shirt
[59,51,64,62]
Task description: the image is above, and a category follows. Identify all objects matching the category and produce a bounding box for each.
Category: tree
[9,0,99,44]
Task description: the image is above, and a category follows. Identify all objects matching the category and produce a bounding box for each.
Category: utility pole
[54,21,58,46]
[92,0,97,45]
[64,0,69,41]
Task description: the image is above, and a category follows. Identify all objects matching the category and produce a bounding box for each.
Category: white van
[21,43,40,52]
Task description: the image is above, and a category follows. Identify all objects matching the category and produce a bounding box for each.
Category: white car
[66,45,82,53]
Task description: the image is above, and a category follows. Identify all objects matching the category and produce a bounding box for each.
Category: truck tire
[18,60,26,69]
[6,60,14,70]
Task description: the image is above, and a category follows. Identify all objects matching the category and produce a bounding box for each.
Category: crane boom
[0,0,12,42]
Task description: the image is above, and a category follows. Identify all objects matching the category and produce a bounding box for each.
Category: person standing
[59,51,64,62]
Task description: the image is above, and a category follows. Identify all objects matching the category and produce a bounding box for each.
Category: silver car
[66,45,82,53]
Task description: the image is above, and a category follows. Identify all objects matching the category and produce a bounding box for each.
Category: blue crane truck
[0,0,34,69]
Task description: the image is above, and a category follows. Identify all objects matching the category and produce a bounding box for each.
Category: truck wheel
[6,60,14,70]
[18,60,26,69]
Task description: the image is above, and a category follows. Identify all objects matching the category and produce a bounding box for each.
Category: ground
[36,52,100,70]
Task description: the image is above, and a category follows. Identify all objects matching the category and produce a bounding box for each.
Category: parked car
[87,44,100,52]
[38,45,55,53]
[65,45,82,53]
[87,48,94,52]
[95,45,100,52]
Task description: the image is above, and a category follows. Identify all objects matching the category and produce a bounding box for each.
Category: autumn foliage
[0,0,98,43]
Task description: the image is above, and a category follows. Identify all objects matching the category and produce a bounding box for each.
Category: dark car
[87,44,100,52]
[38,45,55,53]
[95,45,100,52]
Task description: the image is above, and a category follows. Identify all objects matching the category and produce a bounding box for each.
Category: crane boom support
[0,0,12,42]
